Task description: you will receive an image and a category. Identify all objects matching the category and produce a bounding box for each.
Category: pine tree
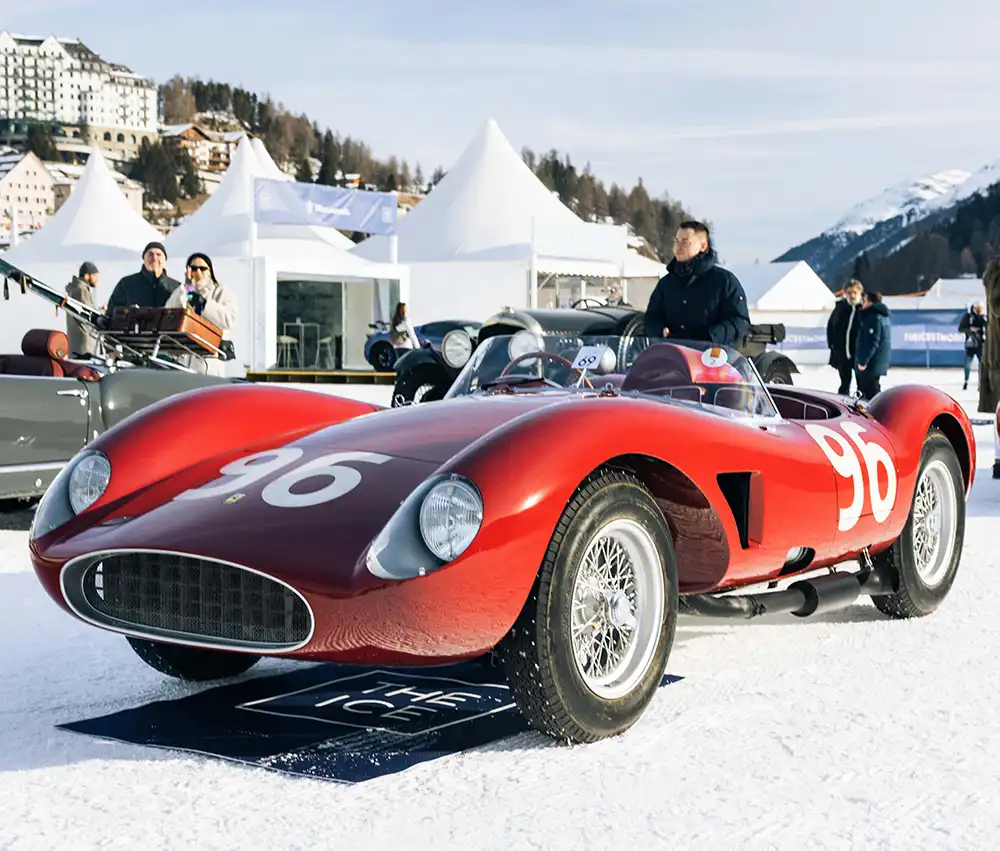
[414,163,425,192]
[26,123,57,160]
[296,155,313,182]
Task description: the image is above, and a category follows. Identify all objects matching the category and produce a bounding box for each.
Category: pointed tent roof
[163,136,361,261]
[726,261,836,310]
[352,118,625,272]
[1,147,161,267]
[250,136,291,181]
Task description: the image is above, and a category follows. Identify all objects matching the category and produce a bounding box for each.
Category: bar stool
[277,334,300,367]
[315,335,335,369]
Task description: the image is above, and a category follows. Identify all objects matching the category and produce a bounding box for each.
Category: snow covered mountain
[775,160,1000,285]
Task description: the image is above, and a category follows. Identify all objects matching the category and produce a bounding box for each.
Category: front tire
[499,469,677,742]
[870,428,965,618]
[391,365,449,407]
[126,637,261,681]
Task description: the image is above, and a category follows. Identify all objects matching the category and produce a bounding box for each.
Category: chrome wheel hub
[911,459,957,587]
[570,518,664,700]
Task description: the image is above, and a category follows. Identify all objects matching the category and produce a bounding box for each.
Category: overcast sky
[8,0,1000,263]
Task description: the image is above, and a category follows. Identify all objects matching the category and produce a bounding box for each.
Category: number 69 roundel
[803,422,897,532]
[173,448,391,508]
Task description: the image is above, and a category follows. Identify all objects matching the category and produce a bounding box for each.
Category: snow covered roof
[0,147,161,267]
[351,118,626,275]
[162,136,373,268]
[727,260,836,311]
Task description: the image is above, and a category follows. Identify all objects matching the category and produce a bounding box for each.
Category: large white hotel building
[0,31,159,164]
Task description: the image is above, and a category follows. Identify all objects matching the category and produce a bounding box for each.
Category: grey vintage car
[0,259,236,505]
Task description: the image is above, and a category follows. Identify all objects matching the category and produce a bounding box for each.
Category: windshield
[443,332,781,420]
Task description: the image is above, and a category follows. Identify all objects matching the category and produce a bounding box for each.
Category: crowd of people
[59,222,998,404]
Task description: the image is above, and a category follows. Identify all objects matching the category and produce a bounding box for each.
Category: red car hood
[40,392,575,595]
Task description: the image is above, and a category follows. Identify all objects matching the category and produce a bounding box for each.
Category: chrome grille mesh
[78,552,310,648]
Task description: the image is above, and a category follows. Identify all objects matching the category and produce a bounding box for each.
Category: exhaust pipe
[679,561,896,620]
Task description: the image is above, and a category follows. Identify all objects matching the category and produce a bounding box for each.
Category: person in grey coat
[854,291,892,399]
[65,261,101,355]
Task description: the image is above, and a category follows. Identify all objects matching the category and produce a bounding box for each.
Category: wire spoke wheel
[570,518,664,700]
[910,459,958,587]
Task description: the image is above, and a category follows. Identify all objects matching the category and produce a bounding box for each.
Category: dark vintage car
[364,318,482,371]
[0,259,236,505]
[391,303,798,406]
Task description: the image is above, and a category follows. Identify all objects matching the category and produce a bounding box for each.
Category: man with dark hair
[641,220,751,347]
[66,260,101,355]
[106,241,180,314]
[826,278,864,395]
[854,290,892,399]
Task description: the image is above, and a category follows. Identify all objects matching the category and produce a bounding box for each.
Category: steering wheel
[571,298,607,309]
[500,351,594,388]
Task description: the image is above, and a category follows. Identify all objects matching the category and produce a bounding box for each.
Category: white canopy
[352,118,627,276]
[163,136,362,262]
[250,136,292,182]
[726,261,836,310]
[1,147,162,268]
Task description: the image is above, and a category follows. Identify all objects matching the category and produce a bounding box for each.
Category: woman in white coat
[166,252,237,376]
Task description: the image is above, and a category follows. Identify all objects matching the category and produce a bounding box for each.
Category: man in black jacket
[106,241,180,314]
[641,221,751,347]
[826,278,864,395]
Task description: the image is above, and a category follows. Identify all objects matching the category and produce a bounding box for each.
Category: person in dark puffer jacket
[105,241,181,314]
[642,220,751,347]
[854,291,892,399]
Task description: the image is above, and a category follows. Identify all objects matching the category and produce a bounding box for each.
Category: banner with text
[253,178,398,236]
[773,308,969,368]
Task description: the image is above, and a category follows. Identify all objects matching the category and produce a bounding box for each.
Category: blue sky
[8,0,1000,263]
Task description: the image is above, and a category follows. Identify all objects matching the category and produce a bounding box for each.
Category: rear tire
[126,637,261,681]
[870,428,965,618]
[763,361,793,385]
[499,469,677,742]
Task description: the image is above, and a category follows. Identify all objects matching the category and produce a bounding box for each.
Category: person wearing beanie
[65,260,101,355]
[105,241,180,315]
[165,251,238,376]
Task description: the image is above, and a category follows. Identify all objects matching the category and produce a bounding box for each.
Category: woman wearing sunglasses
[165,252,238,375]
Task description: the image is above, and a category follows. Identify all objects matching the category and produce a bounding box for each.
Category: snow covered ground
[2,365,999,851]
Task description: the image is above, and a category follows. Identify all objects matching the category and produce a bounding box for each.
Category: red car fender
[83,384,382,514]
[431,396,748,609]
[867,384,975,497]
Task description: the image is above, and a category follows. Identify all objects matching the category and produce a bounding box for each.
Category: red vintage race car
[27,333,974,744]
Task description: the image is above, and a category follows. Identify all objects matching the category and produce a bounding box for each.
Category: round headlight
[418,478,483,562]
[68,452,111,515]
[441,329,473,368]
[508,330,544,361]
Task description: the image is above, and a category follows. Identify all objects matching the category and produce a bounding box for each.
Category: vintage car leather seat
[0,329,100,380]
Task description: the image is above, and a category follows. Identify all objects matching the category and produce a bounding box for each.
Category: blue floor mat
[58,661,683,783]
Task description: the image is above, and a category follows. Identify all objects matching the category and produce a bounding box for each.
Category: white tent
[353,118,625,272]
[163,137,362,260]
[0,147,163,352]
[2,147,161,268]
[350,118,627,321]
[162,137,408,373]
[727,261,836,311]
[249,137,291,182]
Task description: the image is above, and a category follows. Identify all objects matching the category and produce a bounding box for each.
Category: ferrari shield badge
[223,493,246,504]
[701,347,728,368]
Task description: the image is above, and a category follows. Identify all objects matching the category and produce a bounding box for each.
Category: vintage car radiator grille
[75,552,311,649]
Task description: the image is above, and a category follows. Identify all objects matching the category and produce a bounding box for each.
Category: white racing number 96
[804,422,897,531]
[174,447,392,508]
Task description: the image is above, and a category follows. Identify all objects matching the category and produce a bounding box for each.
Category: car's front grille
[63,551,312,651]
